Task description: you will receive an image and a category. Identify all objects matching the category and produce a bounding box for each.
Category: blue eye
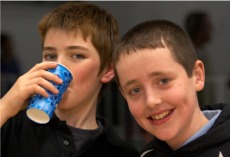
[129,88,141,96]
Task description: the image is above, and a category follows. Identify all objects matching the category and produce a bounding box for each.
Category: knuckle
[35,63,41,68]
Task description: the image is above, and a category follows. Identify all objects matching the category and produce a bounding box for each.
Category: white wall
[1,1,230,103]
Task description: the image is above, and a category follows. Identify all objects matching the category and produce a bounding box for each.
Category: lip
[148,109,174,125]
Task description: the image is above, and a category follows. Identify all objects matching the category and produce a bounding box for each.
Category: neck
[55,102,98,130]
[169,106,209,150]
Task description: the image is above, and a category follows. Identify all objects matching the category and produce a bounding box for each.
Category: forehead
[44,28,92,45]
[43,28,99,54]
[45,28,90,39]
[116,47,185,83]
[117,47,175,67]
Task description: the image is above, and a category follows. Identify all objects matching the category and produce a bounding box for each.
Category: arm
[0,62,62,127]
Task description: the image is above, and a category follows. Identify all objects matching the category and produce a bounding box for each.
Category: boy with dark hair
[113,19,230,157]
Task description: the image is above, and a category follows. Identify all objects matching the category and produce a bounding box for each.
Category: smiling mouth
[150,110,173,120]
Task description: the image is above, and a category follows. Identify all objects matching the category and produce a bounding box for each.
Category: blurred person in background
[1,32,21,97]
[185,11,215,106]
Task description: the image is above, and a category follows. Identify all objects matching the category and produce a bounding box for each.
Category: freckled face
[43,28,103,111]
[116,48,201,147]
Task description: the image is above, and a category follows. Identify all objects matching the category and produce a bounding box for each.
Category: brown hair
[113,20,197,85]
[38,2,119,74]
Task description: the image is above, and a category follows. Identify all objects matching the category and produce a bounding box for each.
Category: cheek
[165,83,195,111]
[71,63,100,83]
[166,88,184,102]
[166,82,189,101]
[127,101,143,118]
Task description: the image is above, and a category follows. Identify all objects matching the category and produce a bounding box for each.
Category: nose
[56,56,68,67]
[145,88,162,108]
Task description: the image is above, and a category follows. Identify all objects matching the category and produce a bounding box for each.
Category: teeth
[151,111,170,120]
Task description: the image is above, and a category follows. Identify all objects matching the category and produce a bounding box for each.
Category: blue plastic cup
[26,63,73,124]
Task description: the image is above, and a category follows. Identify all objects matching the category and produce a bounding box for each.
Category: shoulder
[96,117,139,156]
[219,140,230,157]
[1,109,53,136]
[201,103,230,123]
[1,110,36,147]
[2,109,29,129]
[200,103,230,111]
[97,117,129,146]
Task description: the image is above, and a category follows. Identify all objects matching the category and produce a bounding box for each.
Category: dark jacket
[140,103,230,157]
[1,110,139,157]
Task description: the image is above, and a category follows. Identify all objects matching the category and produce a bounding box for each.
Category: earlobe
[101,64,115,83]
[194,60,205,91]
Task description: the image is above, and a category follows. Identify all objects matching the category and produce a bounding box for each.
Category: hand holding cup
[27,63,73,124]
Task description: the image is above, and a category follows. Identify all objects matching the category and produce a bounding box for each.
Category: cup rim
[57,63,73,79]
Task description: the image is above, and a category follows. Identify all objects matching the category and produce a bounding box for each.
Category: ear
[193,60,205,91]
[100,63,115,83]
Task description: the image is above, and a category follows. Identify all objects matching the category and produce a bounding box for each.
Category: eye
[72,53,86,59]
[43,53,57,61]
[129,88,141,96]
[158,78,170,85]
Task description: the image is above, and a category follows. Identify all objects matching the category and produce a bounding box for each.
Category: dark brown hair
[113,20,197,85]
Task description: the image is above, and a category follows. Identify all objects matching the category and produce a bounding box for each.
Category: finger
[28,62,58,73]
[43,70,63,84]
[26,69,63,85]
[28,78,60,96]
[27,84,50,98]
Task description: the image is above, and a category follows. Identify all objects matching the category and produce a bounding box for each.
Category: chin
[153,130,175,142]
[56,103,66,110]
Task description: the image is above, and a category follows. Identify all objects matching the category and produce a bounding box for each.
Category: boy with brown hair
[0,2,139,157]
[113,19,230,157]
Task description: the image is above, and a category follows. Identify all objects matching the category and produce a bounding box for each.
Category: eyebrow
[122,71,169,89]
[122,80,137,89]
[43,45,89,52]
[148,71,166,78]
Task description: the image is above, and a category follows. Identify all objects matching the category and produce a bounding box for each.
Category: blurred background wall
[1,1,230,149]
